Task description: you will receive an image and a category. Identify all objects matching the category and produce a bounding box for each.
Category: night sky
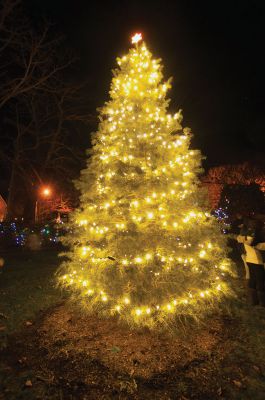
[27,0,265,168]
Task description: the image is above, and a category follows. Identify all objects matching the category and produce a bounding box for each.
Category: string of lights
[58,33,234,329]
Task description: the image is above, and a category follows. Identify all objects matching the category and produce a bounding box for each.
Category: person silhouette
[238,219,265,306]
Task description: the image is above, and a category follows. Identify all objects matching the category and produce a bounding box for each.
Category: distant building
[0,195,7,221]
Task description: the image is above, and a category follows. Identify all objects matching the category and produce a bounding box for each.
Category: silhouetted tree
[0,0,94,220]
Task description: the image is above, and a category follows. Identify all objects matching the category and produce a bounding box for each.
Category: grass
[0,249,265,399]
[0,249,64,335]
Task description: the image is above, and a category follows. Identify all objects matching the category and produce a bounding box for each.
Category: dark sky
[27,0,265,168]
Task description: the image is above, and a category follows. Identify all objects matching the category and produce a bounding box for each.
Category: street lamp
[42,187,51,197]
[35,186,52,223]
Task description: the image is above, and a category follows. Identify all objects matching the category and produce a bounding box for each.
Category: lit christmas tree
[59,33,234,329]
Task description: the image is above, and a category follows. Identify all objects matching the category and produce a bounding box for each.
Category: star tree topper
[131,32,142,44]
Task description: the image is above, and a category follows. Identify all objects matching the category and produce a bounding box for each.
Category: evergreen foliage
[58,37,234,329]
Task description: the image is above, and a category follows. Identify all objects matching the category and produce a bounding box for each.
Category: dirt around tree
[1,301,265,400]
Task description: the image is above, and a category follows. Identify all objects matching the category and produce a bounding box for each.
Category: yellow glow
[79,219,88,226]
[199,250,206,258]
[131,200,139,207]
[59,34,233,330]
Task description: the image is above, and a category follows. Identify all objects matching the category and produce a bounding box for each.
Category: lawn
[1,249,265,399]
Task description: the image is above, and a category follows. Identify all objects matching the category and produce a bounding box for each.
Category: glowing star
[131,32,142,44]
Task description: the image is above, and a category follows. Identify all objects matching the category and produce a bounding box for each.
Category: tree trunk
[6,160,17,219]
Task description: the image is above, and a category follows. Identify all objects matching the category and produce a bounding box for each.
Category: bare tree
[0,0,72,108]
[0,0,94,219]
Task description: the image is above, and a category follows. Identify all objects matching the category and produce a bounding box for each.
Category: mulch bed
[0,302,264,399]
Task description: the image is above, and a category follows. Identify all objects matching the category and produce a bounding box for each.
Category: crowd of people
[233,215,265,306]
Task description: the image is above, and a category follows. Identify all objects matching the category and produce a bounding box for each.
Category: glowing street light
[41,187,51,197]
[35,185,52,223]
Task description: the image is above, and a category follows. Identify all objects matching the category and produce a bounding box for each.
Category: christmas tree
[59,33,233,329]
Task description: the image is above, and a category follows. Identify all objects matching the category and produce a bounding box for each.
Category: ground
[1,249,265,399]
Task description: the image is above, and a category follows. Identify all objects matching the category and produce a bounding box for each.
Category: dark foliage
[218,183,265,221]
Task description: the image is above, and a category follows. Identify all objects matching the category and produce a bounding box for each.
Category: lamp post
[35,186,52,223]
